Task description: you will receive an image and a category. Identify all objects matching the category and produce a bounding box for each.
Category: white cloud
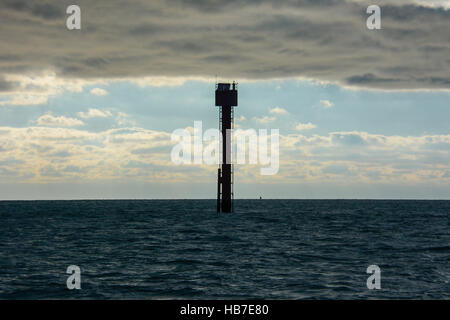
[116,112,136,127]
[0,72,212,107]
[0,123,449,187]
[253,116,276,124]
[37,114,84,127]
[90,88,108,96]
[0,71,106,106]
[269,107,289,115]
[0,125,175,183]
[78,108,113,119]
[129,76,212,88]
[0,94,49,106]
[320,100,334,108]
[295,122,317,131]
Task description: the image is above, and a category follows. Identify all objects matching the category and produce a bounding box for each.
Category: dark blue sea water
[0,200,448,299]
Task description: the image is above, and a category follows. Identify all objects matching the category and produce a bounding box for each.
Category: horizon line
[1,198,449,201]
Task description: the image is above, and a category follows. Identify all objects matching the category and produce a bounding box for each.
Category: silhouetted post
[215,82,237,213]
[217,168,221,212]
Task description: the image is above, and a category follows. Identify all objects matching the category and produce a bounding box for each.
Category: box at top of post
[215,90,238,106]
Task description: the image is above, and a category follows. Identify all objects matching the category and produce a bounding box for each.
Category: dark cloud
[0,76,19,92]
[129,23,167,36]
[0,0,448,89]
[346,73,397,85]
[0,54,21,62]
[1,0,64,20]
[2,0,29,11]
[31,3,64,20]
[83,57,109,68]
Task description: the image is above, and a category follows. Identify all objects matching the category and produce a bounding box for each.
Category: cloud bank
[0,0,448,90]
[1,123,449,187]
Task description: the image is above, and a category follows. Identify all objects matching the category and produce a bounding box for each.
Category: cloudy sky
[0,0,449,199]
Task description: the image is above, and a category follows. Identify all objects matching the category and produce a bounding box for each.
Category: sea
[0,200,448,299]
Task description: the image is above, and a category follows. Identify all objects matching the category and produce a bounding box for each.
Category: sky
[0,0,449,199]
